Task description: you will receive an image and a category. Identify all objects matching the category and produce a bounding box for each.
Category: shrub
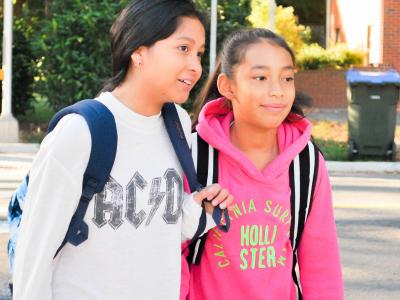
[297,43,364,70]
[33,0,128,111]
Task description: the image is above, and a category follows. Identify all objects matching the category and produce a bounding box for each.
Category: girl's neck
[230,121,279,171]
[112,74,163,117]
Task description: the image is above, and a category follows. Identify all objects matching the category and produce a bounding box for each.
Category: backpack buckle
[82,178,98,201]
[68,220,89,246]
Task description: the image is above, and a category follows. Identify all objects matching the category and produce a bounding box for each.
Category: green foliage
[0,16,37,117]
[33,0,128,111]
[313,138,348,161]
[297,43,365,70]
[248,1,311,54]
[276,0,325,25]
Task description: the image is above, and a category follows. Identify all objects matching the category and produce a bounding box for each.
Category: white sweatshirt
[13,92,204,300]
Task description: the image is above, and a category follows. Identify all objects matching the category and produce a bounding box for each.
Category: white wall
[336,0,381,64]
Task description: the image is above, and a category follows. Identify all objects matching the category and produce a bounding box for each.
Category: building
[328,0,400,71]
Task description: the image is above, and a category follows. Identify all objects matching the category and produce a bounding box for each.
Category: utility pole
[270,0,276,32]
[209,0,217,75]
[326,0,331,48]
[0,0,19,143]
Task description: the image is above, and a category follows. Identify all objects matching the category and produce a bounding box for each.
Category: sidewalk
[1,141,399,222]
[305,108,400,125]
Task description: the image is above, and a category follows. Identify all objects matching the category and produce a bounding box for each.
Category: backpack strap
[187,132,220,265]
[289,141,319,300]
[162,103,230,242]
[51,99,118,256]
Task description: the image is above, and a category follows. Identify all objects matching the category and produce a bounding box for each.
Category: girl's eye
[197,52,204,59]
[179,45,189,52]
[283,76,294,82]
[254,76,267,81]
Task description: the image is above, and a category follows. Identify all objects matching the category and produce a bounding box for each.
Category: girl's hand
[193,184,234,214]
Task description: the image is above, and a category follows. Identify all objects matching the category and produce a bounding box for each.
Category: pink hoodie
[181,98,343,300]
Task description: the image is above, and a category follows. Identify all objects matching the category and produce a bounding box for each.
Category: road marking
[334,203,400,209]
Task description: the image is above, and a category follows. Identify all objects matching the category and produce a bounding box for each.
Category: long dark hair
[101,0,205,93]
[192,28,305,128]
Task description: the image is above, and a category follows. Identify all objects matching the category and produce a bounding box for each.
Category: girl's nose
[269,79,284,97]
[189,56,202,77]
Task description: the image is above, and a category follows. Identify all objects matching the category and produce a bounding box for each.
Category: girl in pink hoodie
[181,29,344,300]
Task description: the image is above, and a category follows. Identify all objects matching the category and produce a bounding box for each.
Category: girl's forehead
[240,41,294,69]
[172,16,205,36]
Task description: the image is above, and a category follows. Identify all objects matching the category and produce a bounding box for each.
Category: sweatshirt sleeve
[181,192,216,241]
[13,114,91,300]
[297,153,344,300]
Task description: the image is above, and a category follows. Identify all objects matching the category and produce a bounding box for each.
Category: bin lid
[346,69,400,85]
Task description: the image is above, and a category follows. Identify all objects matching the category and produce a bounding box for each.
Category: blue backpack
[7,99,230,276]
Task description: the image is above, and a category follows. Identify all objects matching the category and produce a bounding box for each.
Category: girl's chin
[169,93,190,104]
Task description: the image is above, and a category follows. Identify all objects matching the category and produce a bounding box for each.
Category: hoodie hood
[196,97,312,182]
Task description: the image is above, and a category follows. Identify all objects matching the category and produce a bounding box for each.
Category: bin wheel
[390,143,397,162]
[348,140,357,161]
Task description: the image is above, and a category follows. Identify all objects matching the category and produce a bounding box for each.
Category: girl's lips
[178,79,193,86]
[178,79,194,91]
[261,104,286,112]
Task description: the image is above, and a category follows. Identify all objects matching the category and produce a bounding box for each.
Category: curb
[0,209,7,223]
[327,161,400,174]
[0,143,39,154]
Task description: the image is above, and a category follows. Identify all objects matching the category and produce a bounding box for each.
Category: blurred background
[0,1,399,299]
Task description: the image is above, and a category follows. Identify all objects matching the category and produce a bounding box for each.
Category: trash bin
[346,69,400,161]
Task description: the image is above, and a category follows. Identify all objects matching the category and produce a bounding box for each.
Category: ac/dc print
[91,168,183,229]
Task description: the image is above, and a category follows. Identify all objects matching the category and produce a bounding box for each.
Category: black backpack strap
[51,100,117,257]
[161,103,230,241]
[187,132,220,265]
[289,141,319,299]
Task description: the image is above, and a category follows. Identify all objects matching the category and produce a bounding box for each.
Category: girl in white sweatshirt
[13,1,231,299]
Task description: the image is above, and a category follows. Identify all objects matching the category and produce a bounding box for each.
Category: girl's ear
[130,46,146,68]
[217,73,236,100]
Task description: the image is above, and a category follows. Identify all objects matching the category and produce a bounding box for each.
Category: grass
[18,95,53,143]
[311,120,400,161]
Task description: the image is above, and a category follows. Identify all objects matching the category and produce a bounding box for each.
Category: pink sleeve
[180,241,190,300]
[181,177,191,300]
[183,176,191,194]
[297,153,344,300]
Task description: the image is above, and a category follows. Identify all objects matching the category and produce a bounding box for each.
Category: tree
[276,0,325,25]
[33,0,128,111]
[248,0,311,54]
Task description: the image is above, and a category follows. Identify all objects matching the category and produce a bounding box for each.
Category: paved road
[0,156,399,299]
[331,173,400,299]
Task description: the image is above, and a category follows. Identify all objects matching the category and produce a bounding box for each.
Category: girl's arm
[181,192,211,241]
[13,115,91,300]
[297,153,344,300]
[181,185,231,241]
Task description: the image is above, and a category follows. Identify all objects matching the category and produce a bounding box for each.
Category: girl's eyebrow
[176,36,205,49]
[250,65,294,71]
